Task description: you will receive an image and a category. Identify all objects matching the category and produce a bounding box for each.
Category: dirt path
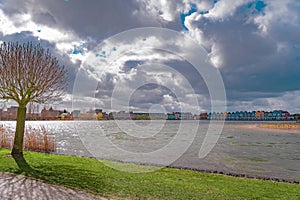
[0,172,108,200]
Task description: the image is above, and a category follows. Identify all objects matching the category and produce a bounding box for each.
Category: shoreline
[166,166,300,185]
[1,147,298,185]
[1,121,299,185]
[1,149,299,200]
[50,151,300,185]
[227,123,300,134]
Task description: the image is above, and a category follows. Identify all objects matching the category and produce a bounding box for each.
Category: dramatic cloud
[182,0,300,112]
[0,0,299,113]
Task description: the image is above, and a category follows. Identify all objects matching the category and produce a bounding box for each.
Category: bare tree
[0,42,67,158]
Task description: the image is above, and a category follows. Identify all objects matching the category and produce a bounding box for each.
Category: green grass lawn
[0,149,299,199]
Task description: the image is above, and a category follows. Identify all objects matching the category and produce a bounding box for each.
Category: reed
[259,123,300,129]
[0,125,55,153]
[0,125,12,149]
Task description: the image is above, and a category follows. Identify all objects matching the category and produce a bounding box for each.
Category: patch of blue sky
[95,52,106,58]
[233,0,266,17]
[180,4,197,31]
[247,0,266,13]
[70,42,87,55]
[95,48,117,59]
[95,47,117,58]
[71,47,83,55]
[255,1,266,11]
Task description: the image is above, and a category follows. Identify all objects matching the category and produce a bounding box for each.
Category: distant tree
[0,42,67,158]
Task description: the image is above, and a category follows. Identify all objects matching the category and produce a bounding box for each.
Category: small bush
[0,124,55,153]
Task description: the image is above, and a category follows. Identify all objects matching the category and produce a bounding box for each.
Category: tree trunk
[11,106,27,158]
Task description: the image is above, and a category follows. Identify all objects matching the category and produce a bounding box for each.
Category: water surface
[1,120,299,182]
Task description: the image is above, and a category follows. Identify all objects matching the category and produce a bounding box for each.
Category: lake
[1,120,299,182]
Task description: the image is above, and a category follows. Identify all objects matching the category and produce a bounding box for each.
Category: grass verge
[0,149,299,199]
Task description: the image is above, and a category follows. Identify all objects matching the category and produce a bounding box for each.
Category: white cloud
[228,90,300,113]
[204,0,251,20]
[134,0,215,23]
[81,35,185,81]
[253,0,299,34]
[134,0,181,22]
[1,0,299,113]
[0,10,21,35]
[75,31,207,112]
[0,8,86,62]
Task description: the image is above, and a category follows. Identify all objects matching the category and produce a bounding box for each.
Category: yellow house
[97,112,103,120]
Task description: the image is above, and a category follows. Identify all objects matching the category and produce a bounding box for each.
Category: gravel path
[0,172,107,200]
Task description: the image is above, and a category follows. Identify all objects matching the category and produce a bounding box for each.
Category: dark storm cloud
[228,91,284,102]
[0,31,37,43]
[188,1,300,104]
[129,83,176,106]
[164,60,209,95]
[95,72,117,98]
[122,60,143,73]
[1,0,162,40]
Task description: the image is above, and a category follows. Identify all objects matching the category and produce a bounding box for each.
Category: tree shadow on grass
[3,155,107,199]
[10,153,107,191]
[12,155,34,174]
[0,172,105,200]
[11,154,53,183]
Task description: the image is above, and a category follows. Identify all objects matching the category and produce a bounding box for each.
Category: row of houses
[119,110,297,121]
[104,111,166,120]
[0,107,72,120]
[167,112,193,120]
[0,106,19,120]
[30,108,167,121]
[41,107,72,120]
[1,106,299,121]
[206,110,294,121]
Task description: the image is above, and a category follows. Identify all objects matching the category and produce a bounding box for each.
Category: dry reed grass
[0,124,55,153]
[259,123,300,129]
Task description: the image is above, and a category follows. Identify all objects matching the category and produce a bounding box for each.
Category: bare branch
[0,42,67,107]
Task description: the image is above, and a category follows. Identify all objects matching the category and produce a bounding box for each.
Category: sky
[0,0,299,114]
